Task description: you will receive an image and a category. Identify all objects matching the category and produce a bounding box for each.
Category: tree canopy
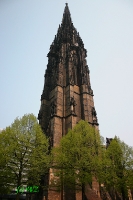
[1,115,133,200]
[52,120,104,198]
[52,121,133,200]
[0,114,51,197]
[101,137,133,199]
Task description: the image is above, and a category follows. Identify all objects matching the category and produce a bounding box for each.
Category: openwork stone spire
[38,3,98,145]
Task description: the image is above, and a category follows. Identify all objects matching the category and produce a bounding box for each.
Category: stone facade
[38,3,98,146]
[38,3,99,200]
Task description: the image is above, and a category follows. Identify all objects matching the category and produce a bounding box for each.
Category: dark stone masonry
[38,3,100,200]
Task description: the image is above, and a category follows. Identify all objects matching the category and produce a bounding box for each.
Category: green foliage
[52,121,133,199]
[1,114,132,200]
[101,137,133,199]
[53,120,103,189]
[0,114,51,194]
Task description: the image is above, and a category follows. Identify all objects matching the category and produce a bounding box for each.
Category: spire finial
[62,2,72,26]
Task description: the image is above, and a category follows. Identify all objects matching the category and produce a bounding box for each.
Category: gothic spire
[62,3,73,27]
[39,2,99,149]
[48,3,85,54]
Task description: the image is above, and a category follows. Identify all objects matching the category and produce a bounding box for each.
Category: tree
[53,120,103,199]
[0,114,51,200]
[101,137,133,200]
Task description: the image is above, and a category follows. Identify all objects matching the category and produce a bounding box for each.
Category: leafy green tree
[0,114,51,200]
[101,137,133,200]
[53,120,103,199]
[0,127,15,194]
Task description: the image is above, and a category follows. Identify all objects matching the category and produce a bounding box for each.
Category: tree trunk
[82,183,85,200]
[16,193,20,200]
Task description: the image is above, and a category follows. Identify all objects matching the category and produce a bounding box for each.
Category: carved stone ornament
[50,101,57,116]
[69,68,74,85]
[82,71,87,84]
[88,86,93,95]
[92,107,98,124]
[38,110,42,120]
[106,138,113,148]
[70,97,76,114]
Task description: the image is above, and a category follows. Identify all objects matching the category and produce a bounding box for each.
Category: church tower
[38,3,98,147]
[38,3,99,200]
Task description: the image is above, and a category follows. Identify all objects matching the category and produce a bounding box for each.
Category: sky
[0,0,133,146]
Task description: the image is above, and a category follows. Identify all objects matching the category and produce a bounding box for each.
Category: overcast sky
[0,0,133,146]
